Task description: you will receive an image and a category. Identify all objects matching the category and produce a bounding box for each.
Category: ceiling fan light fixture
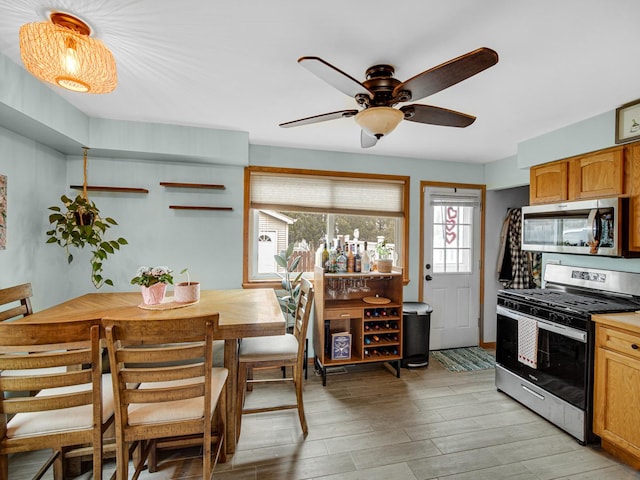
[19,12,117,94]
[355,107,404,138]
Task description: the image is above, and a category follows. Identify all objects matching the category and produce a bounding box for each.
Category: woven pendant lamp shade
[19,12,117,94]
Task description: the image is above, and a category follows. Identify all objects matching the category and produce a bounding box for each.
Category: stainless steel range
[495,264,640,444]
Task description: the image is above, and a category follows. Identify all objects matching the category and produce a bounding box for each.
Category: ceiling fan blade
[394,47,498,102]
[279,109,358,128]
[298,56,372,98]
[400,104,476,127]
[361,130,378,148]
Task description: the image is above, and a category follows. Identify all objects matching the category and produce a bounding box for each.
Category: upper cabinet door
[569,147,624,200]
[529,160,569,205]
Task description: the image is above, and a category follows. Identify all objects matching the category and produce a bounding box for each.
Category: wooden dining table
[17,288,285,455]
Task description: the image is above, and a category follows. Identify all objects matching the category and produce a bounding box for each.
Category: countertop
[592,311,640,334]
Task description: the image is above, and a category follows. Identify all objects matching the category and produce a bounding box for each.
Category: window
[430,193,480,273]
[243,166,409,285]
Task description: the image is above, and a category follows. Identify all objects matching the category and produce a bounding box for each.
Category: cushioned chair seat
[7,373,114,438]
[239,334,298,361]
[129,369,227,426]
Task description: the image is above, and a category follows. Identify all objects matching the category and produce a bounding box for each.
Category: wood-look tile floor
[9,356,640,479]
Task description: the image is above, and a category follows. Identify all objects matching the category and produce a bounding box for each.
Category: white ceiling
[1,0,639,164]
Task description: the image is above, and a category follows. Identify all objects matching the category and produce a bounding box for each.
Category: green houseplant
[375,240,393,273]
[46,148,127,289]
[274,243,303,322]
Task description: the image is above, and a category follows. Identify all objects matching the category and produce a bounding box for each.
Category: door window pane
[432,205,474,273]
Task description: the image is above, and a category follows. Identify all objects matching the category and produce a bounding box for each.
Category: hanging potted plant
[46,148,128,288]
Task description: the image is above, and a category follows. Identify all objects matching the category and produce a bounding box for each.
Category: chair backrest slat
[0,369,92,392]
[0,349,92,370]
[116,343,206,365]
[121,363,206,384]
[0,283,33,322]
[2,390,93,415]
[124,383,206,405]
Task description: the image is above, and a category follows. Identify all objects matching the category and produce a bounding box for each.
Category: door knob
[425,275,433,281]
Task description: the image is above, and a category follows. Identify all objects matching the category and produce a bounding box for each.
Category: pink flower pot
[173,282,200,303]
[140,283,167,305]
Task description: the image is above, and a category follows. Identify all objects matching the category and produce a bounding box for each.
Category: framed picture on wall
[615,98,640,144]
[0,174,6,249]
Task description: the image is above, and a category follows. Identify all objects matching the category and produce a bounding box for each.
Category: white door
[423,187,482,349]
[257,231,277,273]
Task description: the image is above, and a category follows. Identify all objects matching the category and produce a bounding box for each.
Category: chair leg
[217,381,227,464]
[294,364,308,436]
[52,448,64,480]
[236,362,248,442]
[0,453,8,480]
[116,439,129,480]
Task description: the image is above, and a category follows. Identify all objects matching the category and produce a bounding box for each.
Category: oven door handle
[536,319,587,343]
[497,306,587,343]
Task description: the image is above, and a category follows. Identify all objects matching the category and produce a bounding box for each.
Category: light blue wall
[0,127,70,310]
[517,112,614,168]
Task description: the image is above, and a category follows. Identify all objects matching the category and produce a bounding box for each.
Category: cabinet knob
[632,344,639,350]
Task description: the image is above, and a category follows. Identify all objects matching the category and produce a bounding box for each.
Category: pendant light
[19,12,117,94]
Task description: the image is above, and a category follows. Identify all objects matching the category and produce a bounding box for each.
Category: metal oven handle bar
[521,384,545,400]
[497,305,587,343]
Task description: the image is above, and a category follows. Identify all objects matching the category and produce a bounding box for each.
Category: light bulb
[64,45,79,74]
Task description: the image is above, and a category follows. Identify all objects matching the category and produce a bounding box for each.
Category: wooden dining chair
[0,283,33,322]
[236,278,314,438]
[0,318,114,480]
[103,314,227,480]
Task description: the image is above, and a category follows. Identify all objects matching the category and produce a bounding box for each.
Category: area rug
[430,347,495,372]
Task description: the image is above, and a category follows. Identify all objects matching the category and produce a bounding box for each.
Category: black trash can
[402,301,432,368]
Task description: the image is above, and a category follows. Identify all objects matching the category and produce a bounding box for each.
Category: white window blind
[250,172,405,217]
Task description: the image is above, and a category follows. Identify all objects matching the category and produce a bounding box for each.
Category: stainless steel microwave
[521,197,627,256]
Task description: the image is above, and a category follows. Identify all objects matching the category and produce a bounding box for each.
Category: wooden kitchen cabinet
[313,266,403,386]
[627,143,640,252]
[529,160,569,205]
[569,147,625,200]
[593,313,640,469]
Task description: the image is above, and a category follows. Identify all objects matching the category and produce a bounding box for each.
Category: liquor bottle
[336,246,347,273]
[322,242,329,272]
[347,244,354,273]
[354,245,361,272]
[361,241,370,273]
[328,243,338,273]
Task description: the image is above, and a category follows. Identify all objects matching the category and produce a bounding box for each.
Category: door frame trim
[419,181,486,345]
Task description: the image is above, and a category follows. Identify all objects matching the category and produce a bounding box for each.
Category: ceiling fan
[279,47,498,148]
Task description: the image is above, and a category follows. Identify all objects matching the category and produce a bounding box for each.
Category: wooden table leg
[223,339,238,454]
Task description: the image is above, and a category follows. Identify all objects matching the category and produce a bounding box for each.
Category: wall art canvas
[0,175,5,249]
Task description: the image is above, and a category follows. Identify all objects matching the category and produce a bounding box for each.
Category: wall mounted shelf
[70,185,149,194]
[160,182,225,190]
[169,205,233,211]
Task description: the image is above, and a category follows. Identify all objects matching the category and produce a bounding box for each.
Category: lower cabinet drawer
[325,308,362,320]
[598,325,640,361]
